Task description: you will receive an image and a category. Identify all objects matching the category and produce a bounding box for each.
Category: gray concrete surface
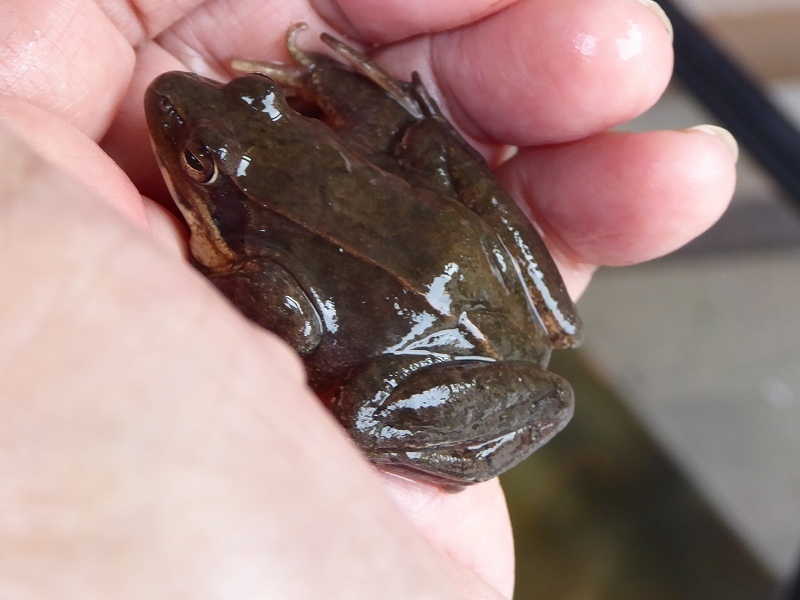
[580,78,800,577]
[579,250,800,577]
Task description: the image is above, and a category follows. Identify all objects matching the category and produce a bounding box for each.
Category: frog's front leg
[330,355,573,486]
[207,257,322,354]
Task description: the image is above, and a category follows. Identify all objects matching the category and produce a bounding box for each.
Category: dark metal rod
[659,0,800,211]
[775,556,800,600]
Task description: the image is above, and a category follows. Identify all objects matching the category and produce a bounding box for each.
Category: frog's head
[144,72,292,268]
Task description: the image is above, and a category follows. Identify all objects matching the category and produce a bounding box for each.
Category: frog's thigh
[209,258,322,354]
[393,120,456,196]
[332,358,574,484]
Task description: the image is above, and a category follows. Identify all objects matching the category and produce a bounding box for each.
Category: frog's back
[237,115,550,381]
[242,133,499,295]
[252,203,550,393]
[242,154,545,374]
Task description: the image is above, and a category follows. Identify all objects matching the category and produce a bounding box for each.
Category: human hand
[0,0,735,598]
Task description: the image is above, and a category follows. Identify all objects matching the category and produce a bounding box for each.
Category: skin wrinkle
[134,0,209,40]
[311,0,360,40]
[2,7,61,97]
[1,1,136,140]
[427,5,543,146]
[91,0,222,45]
[156,12,225,77]
[196,0,308,78]
[429,32,495,147]
[57,7,115,128]
[153,0,326,79]
[374,32,504,163]
[314,0,519,41]
[102,0,149,42]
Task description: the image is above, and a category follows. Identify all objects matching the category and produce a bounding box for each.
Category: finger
[377,0,674,146]
[0,0,134,139]
[0,0,210,139]
[382,475,515,598]
[101,42,187,207]
[497,127,738,268]
[0,97,148,226]
[97,0,207,42]
[310,0,516,42]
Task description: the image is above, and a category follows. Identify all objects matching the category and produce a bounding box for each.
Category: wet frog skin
[145,25,582,487]
[235,25,582,346]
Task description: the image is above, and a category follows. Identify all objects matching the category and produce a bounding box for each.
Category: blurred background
[500,0,800,597]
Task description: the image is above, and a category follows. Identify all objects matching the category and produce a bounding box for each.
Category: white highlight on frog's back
[471,432,517,459]
[308,288,338,333]
[260,91,283,121]
[425,262,459,314]
[236,155,251,177]
[458,312,486,342]
[389,383,472,412]
[241,92,283,121]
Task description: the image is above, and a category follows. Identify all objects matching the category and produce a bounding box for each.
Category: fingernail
[638,0,674,42]
[688,124,740,163]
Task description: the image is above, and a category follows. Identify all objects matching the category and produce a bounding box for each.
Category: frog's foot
[230,23,312,87]
[408,72,444,119]
[320,33,424,120]
[331,356,573,486]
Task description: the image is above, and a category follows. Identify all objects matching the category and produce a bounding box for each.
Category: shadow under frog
[145,25,583,487]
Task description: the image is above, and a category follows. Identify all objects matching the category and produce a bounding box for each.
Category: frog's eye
[181,138,219,184]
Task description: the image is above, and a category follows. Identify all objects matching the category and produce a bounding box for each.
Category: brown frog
[144,25,582,487]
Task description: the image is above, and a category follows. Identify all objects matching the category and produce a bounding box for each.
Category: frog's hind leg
[320,33,424,119]
[331,356,573,486]
[230,23,312,87]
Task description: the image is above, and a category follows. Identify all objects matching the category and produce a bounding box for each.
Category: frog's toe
[332,359,573,485]
[409,72,442,119]
[285,22,313,66]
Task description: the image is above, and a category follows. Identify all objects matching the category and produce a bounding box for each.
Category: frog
[144,25,582,487]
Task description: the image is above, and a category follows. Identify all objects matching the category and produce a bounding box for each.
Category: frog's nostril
[156,95,184,129]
